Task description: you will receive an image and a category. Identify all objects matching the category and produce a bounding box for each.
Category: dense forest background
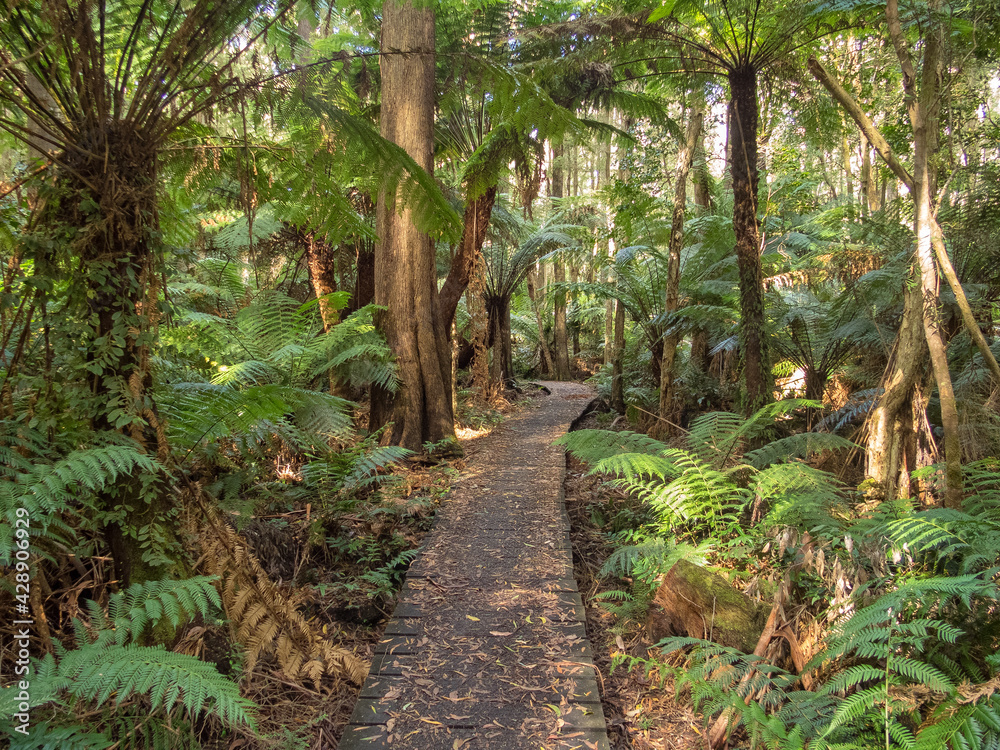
[1,0,1000,747]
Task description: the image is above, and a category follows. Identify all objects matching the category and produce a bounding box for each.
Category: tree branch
[807,56,913,188]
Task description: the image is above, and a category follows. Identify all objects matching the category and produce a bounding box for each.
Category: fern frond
[0,722,112,749]
[197,511,368,687]
[57,644,254,726]
[107,577,221,646]
[745,432,857,469]
[555,429,669,466]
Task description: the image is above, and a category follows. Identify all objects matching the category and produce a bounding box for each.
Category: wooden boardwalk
[340,382,609,750]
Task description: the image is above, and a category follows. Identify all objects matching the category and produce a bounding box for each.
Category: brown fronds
[197,508,368,687]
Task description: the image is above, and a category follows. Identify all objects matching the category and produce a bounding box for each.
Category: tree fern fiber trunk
[303,232,340,329]
[370,0,457,453]
[728,65,770,414]
[58,125,184,586]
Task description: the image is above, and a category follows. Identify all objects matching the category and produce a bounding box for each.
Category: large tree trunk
[728,65,770,413]
[658,106,703,429]
[888,0,962,506]
[370,0,457,452]
[439,186,497,330]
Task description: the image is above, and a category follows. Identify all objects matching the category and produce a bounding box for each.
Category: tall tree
[550,143,573,380]
[807,2,1000,503]
[658,102,703,426]
[369,0,458,452]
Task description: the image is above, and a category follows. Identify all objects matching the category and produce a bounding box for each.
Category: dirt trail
[340,382,608,750]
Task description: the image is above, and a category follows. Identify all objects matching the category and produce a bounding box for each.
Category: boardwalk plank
[340,383,608,750]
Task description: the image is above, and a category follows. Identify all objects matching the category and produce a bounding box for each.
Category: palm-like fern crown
[0,0,290,155]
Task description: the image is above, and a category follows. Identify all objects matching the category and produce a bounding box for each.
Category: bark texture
[370,0,456,452]
[728,65,770,412]
[550,144,571,381]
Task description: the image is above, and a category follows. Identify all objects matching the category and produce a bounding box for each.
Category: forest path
[340,381,608,750]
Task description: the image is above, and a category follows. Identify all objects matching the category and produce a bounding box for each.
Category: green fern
[555,428,669,465]
[6,723,112,750]
[95,577,221,646]
[0,440,163,565]
[600,539,712,584]
[687,399,822,468]
[0,577,254,744]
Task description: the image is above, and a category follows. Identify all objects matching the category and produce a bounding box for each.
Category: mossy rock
[646,559,767,653]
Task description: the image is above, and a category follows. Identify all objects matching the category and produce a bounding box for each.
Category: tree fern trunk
[728,65,770,414]
[304,232,340,329]
[57,125,184,587]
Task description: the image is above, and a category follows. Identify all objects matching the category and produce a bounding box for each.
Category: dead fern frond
[197,507,368,687]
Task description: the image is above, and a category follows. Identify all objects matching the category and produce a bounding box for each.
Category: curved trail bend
[340,382,609,750]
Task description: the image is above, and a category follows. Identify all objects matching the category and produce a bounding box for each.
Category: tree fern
[93,577,221,646]
[745,432,857,469]
[5,723,113,750]
[855,461,1000,574]
[687,399,822,468]
[655,572,1000,749]
[599,538,711,583]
